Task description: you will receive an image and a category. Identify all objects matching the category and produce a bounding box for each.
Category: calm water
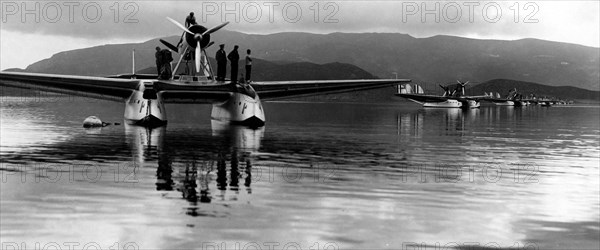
[1,95,599,250]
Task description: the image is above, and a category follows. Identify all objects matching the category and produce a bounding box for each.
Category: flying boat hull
[493,100,515,106]
[421,99,463,108]
[211,91,265,127]
[458,99,481,108]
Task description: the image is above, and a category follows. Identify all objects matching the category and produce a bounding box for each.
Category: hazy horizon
[3,29,599,71]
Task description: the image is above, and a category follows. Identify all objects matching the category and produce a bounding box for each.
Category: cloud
[1,1,598,44]
[0,29,143,70]
[1,1,598,70]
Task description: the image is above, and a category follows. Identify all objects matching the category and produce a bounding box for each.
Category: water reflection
[212,120,264,152]
[126,124,164,163]
[397,110,423,139]
[1,99,598,249]
[398,108,481,138]
[124,122,262,215]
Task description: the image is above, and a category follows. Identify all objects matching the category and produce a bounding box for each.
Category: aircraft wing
[154,81,233,104]
[1,72,234,104]
[458,95,491,100]
[395,93,449,103]
[1,72,410,103]
[0,71,139,101]
[251,79,411,100]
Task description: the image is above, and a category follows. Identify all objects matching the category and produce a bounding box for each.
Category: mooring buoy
[83,116,109,128]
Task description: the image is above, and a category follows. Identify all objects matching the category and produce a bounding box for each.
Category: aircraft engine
[167,17,229,73]
[185,25,211,49]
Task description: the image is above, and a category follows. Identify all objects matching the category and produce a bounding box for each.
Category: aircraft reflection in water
[396,106,528,139]
[125,122,263,216]
[397,108,480,138]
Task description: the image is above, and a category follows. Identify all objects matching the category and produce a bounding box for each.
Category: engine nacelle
[184,25,211,49]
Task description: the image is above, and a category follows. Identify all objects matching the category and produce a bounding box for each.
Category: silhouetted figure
[215,44,227,81]
[181,162,198,203]
[216,152,227,190]
[177,13,197,48]
[199,160,212,203]
[245,159,252,193]
[159,49,173,80]
[156,151,174,191]
[200,189,211,203]
[227,45,240,83]
[182,50,194,75]
[230,151,239,190]
[180,163,201,217]
[245,49,252,81]
[155,47,162,76]
[185,12,196,27]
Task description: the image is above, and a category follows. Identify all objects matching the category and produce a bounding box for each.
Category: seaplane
[485,88,524,106]
[0,18,410,128]
[395,80,486,108]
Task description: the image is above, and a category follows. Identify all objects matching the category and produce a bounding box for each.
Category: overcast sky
[1,1,599,70]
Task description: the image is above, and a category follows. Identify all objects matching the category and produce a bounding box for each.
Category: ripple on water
[1,100,599,249]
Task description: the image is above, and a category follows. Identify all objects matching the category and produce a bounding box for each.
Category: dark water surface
[1,96,599,250]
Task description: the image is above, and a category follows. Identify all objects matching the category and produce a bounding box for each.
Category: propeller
[456,80,469,86]
[166,17,229,74]
[202,22,229,36]
[195,40,201,72]
[439,84,450,96]
[456,80,469,96]
[166,17,194,35]
[159,39,178,53]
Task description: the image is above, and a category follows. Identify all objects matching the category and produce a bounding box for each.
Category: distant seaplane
[485,88,528,106]
[0,17,410,128]
[395,80,487,108]
[486,90,516,106]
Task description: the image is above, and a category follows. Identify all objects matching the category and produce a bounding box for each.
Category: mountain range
[467,79,600,101]
[17,31,599,91]
[136,57,376,81]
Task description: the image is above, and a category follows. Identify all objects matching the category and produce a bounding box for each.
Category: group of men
[216,44,252,83]
[186,11,253,83]
[157,12,254,83]
[155,46,173,80]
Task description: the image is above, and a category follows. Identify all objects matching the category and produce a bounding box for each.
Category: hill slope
[22,32,599,90]
[196,32,600,90]
[136,58,376,81]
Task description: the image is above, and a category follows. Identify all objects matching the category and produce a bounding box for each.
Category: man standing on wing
[216,44,227,81]
[227,45,240,84]
[245,49,253,82]
[155,47,162,76]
